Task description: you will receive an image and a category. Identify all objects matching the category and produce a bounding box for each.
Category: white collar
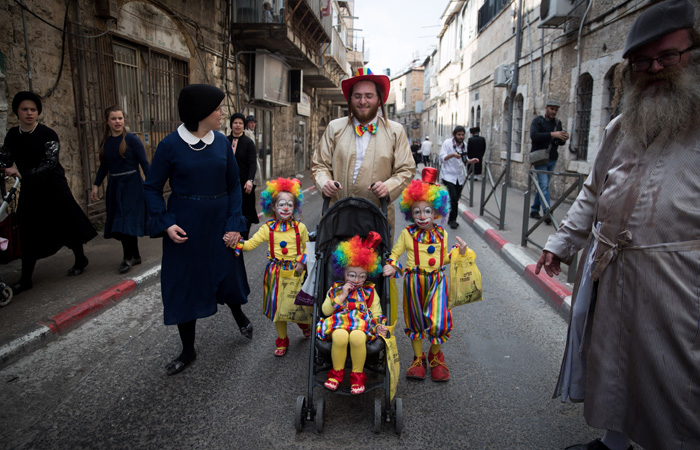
[177,124,215,145]
[352,116,378,127]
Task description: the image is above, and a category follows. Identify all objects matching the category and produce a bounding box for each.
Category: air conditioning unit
[95,0,118,20]
[493,64,513,87]
[539,0,579,28]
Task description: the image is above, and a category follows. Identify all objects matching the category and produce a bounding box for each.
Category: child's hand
[342,282,354,297]
[382,264,396,277]
[455,236,467,255]
[376,324,388,337]
[294,261,306,274]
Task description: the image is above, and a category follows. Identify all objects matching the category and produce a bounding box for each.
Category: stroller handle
[322,195,389,218]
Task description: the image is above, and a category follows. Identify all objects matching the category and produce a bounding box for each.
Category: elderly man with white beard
[535,1,700,449]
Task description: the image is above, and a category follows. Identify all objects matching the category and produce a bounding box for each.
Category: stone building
[386,64,425,144]
[423,0,689,197]
[0,0,360,220]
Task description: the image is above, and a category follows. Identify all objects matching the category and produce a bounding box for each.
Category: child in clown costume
[383,167,468,382]
[235,178,312,356]
[317,232,389,395]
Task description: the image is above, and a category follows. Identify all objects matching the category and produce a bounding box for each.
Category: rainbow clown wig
[260,177,303,217]
[399,167,450,221]
[332,232,383,278]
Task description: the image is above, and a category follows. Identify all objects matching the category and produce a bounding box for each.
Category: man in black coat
[467,127,486,180]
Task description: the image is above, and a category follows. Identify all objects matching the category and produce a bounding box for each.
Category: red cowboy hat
[341,68,391,104]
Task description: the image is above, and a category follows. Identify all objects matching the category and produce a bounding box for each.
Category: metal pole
[504,0,523,188]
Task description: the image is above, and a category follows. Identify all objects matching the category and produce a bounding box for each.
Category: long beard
[620,57,700,145]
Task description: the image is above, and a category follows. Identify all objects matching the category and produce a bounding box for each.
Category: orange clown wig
[260,177,303,217]
[332,232,383,278]
[399,168,450,221]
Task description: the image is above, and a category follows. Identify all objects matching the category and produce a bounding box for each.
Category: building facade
[387,64,425,143]
[0,0,359,220]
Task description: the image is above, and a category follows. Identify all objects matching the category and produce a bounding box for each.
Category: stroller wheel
[0,284,13,307]
[373,396,382,433]
[394,397,404,435]
[314,397,325,433]
[294,395,306,431]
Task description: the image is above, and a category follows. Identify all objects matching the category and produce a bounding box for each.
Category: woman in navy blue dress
[144,84,252,375]
[91,106,150,274]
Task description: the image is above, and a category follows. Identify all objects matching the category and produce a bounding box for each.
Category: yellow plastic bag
[448,246,483,308]
[379,323,400,400]
[274,271,313,324]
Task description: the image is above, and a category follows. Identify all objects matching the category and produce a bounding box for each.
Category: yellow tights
[275,321,287,339]
[412,339,441,358]
[330,329,367,372]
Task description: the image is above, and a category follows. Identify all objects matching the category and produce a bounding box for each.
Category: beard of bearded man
[620,51,700,145]
[350,93,381,124]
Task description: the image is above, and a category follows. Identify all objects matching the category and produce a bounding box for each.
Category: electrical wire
[12,0,115,39]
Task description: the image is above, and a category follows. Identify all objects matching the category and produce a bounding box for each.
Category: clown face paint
[344,265,368,289]
[272,191,295,222]
[411,200,435,230]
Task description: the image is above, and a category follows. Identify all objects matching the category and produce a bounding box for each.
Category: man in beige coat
[536,1,700,449]
[311,68,415,235]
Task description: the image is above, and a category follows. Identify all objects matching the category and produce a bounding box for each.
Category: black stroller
[294,197,403,434]
[0,177,21,307]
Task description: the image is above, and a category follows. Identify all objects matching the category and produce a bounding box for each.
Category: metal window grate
[513,95,523,153]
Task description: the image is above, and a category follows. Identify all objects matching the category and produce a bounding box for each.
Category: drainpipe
[569,0,593,158]
[19,0,33,91]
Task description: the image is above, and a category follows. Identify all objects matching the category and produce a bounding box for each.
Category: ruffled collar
[267,218,298,231]
[408,224,444,243]
[330,281,376,301]
[177,124,215,145]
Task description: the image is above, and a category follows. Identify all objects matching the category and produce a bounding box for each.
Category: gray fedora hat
[622,0,694,59]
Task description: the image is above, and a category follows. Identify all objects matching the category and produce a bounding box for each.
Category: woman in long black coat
[144,85,252,376]
[0,91,97,295]
[227,112,259,239]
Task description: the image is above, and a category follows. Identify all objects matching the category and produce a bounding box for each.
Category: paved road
[0,188,599,449]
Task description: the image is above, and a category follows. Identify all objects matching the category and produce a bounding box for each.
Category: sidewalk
[0,167,577,367]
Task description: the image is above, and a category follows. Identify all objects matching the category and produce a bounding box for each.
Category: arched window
[574,73,593,161]
[471,107,475,127]
[512,94,523,153]
[603,64,620,125]
[476,106,481,129]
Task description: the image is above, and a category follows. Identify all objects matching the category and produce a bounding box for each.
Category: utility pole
[504,0,523,187]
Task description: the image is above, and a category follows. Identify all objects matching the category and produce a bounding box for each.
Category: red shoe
[274,337,289,357]
[324,369,345,391]
[406,353,427,380]
[428,350,450,381]
[297,323,312,338]
[350,372,367,395]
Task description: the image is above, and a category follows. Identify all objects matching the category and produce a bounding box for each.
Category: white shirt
[352,116,378,183]
[421,140,432,156]
[439,138,466,185]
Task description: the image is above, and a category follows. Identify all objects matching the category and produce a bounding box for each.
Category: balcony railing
[234,0,287,24]
[324,26,348,72]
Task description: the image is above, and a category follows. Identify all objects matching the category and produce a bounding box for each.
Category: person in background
[420,136,432,167]
[467,127,486,181]
[263,2,274,23]
[537,1,700,448]
[311,67,415,236]
[144,84,252,375]
[0,91,97,295]
[244,114,256,142]
[228,113,259,239]
[529,100,569,225]
[91,106,150,274]
[410,139,422,166]
[439,126,478,229]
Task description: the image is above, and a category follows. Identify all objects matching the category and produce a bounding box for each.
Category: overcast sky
[353,0,445,77]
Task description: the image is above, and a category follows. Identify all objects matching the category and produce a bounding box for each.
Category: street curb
[458,203,572,320]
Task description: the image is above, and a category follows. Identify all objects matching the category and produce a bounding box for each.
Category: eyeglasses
[412,206,434,217]
[346,271,368,282]
[276,200,294,209]
[351,93,377,101]
[630,47,693,72]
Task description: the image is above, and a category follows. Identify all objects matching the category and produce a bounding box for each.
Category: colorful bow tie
[355,123,377,137]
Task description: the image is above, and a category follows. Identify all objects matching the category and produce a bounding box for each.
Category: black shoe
[11,281,32,296]
[564,439,632,450]
[166,351,196,376]
[130,257,142,266]
[67,257,88,276]
[239,322,253,339]
[544,216,553,225]
[530,211,542,220]
[448,221,459,229]
[118,259,131,274]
